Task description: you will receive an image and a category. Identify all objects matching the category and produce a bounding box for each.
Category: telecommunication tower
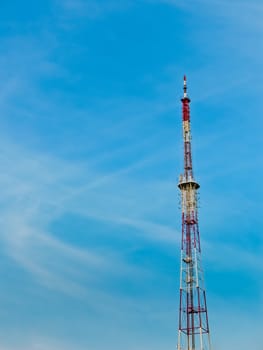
[177,76,212,350]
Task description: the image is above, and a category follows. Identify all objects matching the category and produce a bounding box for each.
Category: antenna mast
[177,76,212,350]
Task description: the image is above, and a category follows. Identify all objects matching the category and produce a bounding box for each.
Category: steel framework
[177,76,212,350]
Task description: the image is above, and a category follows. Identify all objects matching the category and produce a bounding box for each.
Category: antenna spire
[183,75,187,98]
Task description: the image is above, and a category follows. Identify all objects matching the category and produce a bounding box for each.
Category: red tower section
[177,76,211,350]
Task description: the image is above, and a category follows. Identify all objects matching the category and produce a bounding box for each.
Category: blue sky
[0,0,262,349]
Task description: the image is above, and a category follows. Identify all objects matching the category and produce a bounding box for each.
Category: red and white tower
[177,76,211,350]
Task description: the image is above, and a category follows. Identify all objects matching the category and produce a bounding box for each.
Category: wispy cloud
[56,0,133,21]
[0,29,182,302]
[0,337,85,350]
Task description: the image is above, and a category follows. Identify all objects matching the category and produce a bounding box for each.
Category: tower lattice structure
[177,76,211,350]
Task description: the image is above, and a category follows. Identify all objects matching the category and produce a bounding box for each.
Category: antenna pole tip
[182,75,189,99]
